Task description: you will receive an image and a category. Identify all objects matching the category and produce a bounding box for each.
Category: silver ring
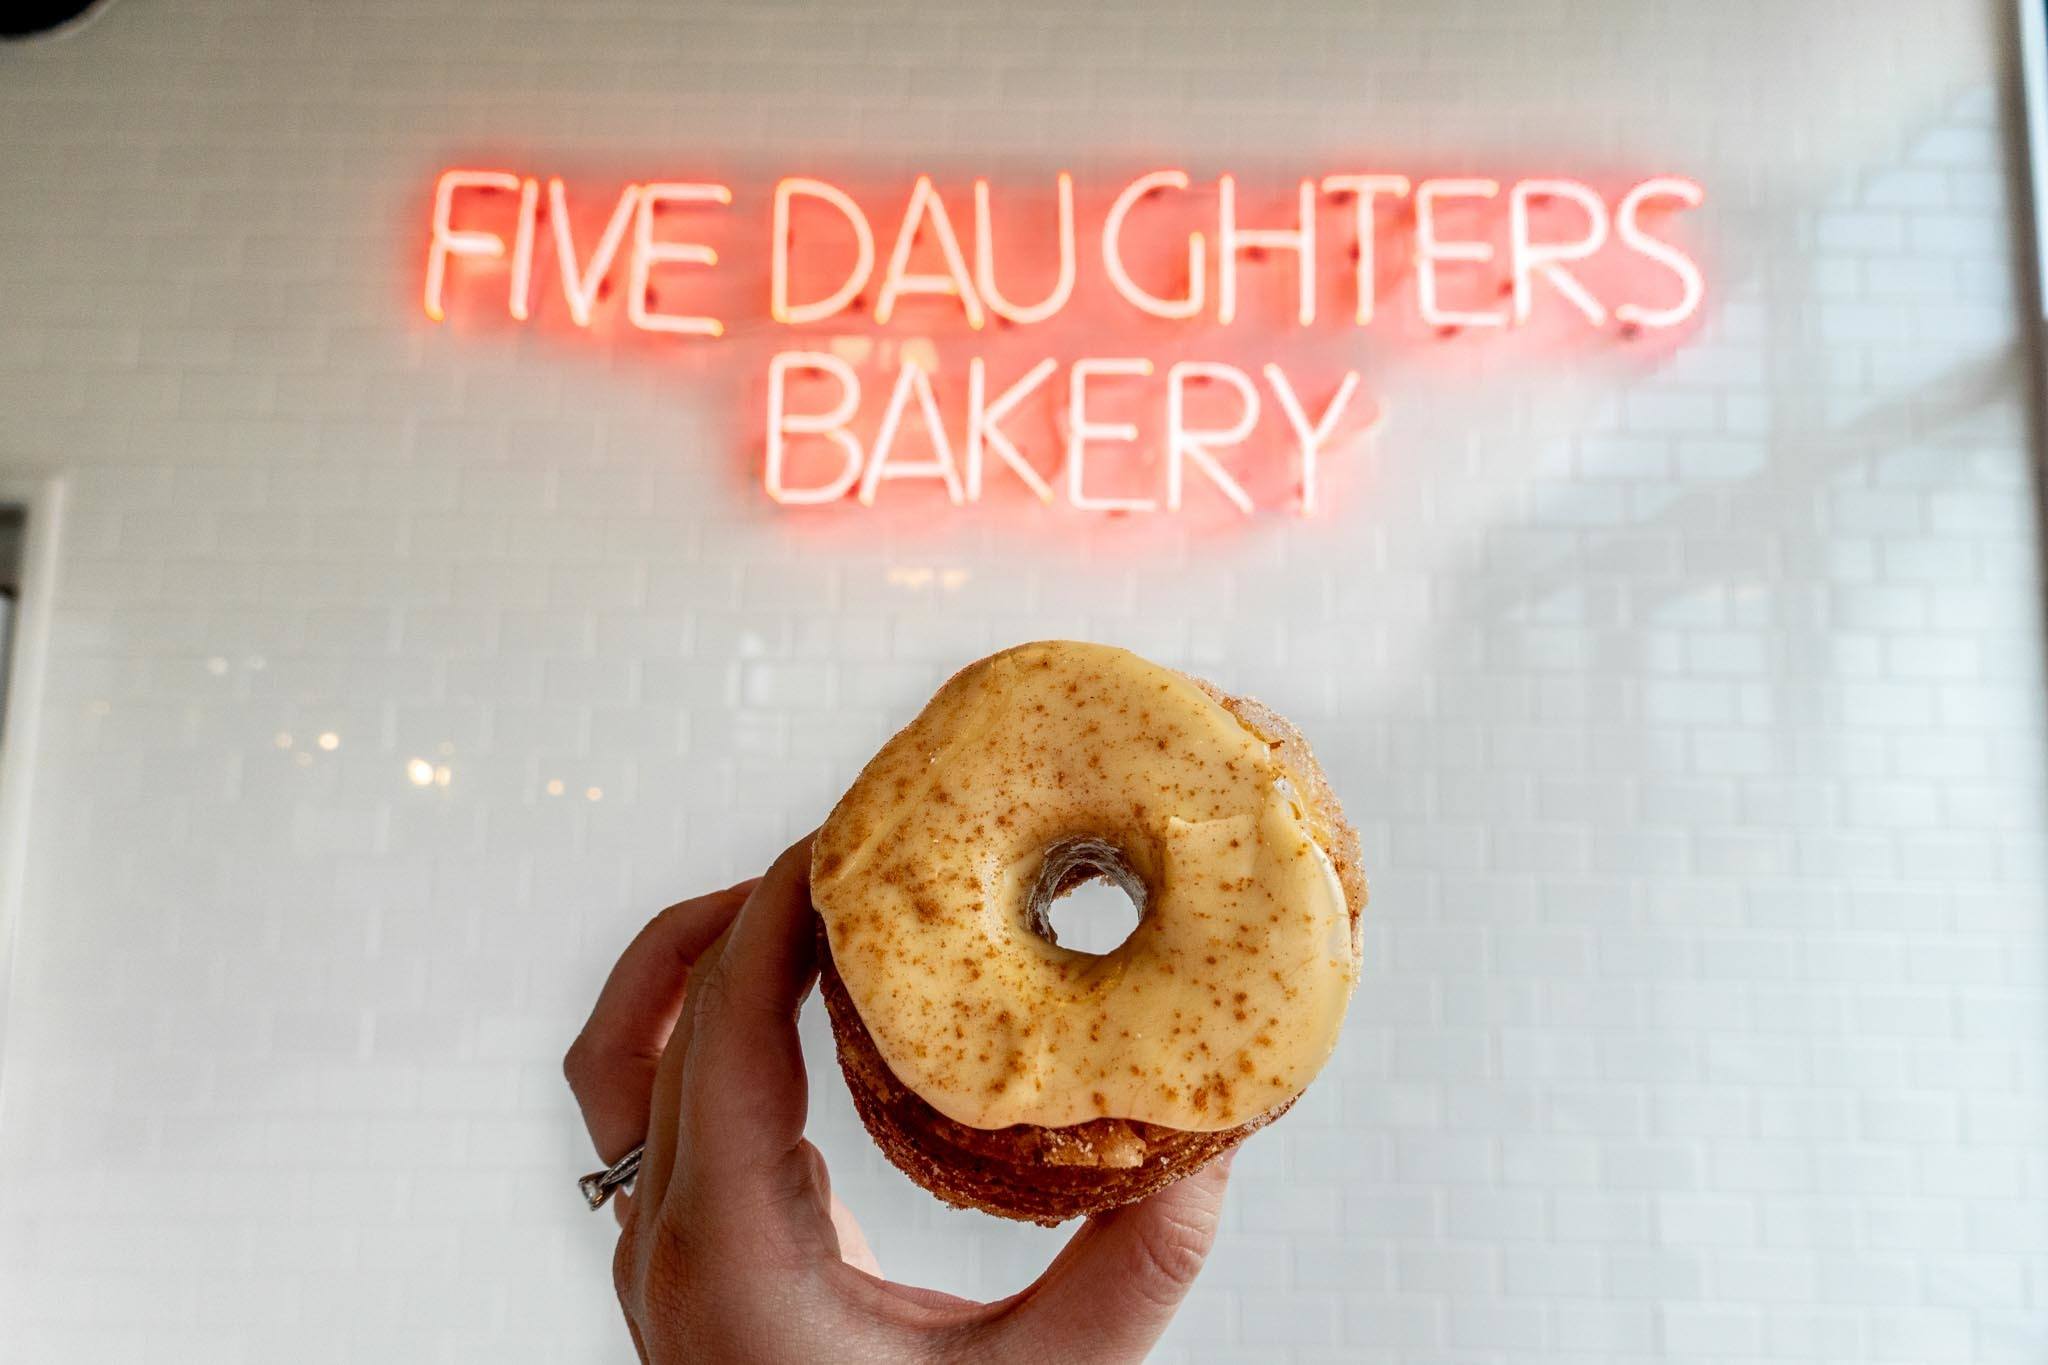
[579,1143,644,1211]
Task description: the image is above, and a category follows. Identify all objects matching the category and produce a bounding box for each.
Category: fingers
[627,908,739,1231]
[564,881,755,1162]
[635,835,824,1257]
[980,1153,1234,1362]
[672,836,821,1181]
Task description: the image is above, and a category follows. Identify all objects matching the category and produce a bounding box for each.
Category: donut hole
[1027,837,1146,956]
[1044,877,1143,955]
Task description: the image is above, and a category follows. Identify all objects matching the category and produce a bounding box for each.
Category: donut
[811,640,1366,1225]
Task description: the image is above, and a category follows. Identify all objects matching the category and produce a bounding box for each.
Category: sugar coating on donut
[812,640,1364,1135]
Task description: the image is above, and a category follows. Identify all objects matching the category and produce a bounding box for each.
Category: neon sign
[424,169,1705,516]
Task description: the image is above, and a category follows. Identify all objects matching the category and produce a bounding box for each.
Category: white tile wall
[2,1,2047,1361]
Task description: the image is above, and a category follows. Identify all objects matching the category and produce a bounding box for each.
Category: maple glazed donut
[810,640,1366,1225]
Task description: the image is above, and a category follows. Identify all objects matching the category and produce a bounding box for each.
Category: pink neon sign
[423,168,1705,516]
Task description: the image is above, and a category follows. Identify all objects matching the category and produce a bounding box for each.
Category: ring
[579,1143,644,1211]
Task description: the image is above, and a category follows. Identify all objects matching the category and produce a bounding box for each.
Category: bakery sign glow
[422,168,1705,516]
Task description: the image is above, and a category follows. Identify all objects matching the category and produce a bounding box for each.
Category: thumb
[985,1152,1234,1363]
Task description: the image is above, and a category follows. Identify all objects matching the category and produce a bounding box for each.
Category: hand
[564,835,1235,1364]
